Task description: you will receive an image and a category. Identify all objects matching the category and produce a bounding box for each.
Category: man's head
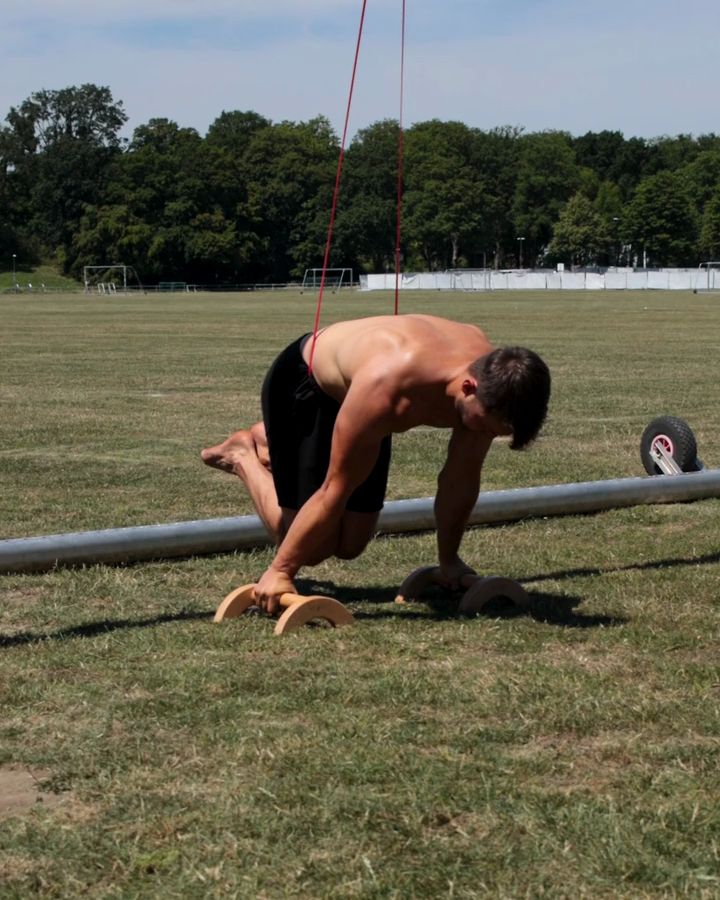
[469,346,551,449]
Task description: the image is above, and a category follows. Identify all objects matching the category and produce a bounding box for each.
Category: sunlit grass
[1,290,720,897]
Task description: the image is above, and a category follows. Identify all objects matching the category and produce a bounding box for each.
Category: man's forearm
[435,496,476,563]
[269,488,346,577]
[435,472,480,564]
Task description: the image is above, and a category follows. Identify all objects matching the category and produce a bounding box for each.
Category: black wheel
[640,416,699,475]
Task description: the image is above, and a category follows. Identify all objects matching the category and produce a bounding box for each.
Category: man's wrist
[438,550,460,567]
[268,559,299,579]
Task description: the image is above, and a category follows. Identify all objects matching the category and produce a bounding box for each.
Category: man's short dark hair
[470,347,550,449]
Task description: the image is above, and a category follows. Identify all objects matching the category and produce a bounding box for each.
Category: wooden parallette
[214,583,355,635]
[394,565,529,614]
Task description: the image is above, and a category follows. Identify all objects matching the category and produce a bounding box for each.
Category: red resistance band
[309,0,406,373]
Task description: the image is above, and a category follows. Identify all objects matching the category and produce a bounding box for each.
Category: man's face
[459,387,512,439]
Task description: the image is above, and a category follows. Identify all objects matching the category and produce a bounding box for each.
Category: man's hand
[436,557,477,591]
[254,567,297,616]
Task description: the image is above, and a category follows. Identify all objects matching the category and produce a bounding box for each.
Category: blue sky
[2,0,719,141]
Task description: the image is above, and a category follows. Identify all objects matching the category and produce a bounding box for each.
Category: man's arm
[434,427,493,585]
[254,372,394,610]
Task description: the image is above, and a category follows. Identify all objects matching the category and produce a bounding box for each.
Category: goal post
[83,265,142,294]
[301,268,353,291]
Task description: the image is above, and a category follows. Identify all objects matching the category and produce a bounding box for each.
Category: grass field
[0,265,80,293]
[1,290,719,897]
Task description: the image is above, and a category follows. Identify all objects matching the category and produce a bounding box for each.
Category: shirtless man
[201,314,550,613]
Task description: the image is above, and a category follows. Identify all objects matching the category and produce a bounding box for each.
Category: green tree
[240,117,338,280]
[594,180,624,221]
[10,96,720,282]
[652,134,701,173]
[592,181,626,264]
[403,120,488,270]
[73,118,244,282]
[578,134,660,201]
[0,130,23,265]
[680,151,720,210]
[699,190,720,260]
[1,85,127,265]
[512,131,581,265]
[332,119,400,274]
[5,84,126,151]
[573,130,626,183]
[471,126,522,268]
[72,204,154,278]
[205,110,271,156]
[623,171,697,266]
[547,192,610,267]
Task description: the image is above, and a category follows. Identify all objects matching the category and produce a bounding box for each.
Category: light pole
[12,253,16,286]
[517,237,525,269]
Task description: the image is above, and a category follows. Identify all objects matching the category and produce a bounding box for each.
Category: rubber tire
[640,416,699,475]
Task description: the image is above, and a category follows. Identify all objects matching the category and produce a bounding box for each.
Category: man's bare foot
[201,430,257,475]
[201,427,283,538]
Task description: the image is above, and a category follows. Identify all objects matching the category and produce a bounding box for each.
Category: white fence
[360,268,720,292]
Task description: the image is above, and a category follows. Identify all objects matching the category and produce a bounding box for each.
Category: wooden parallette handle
[394,565,479,604]
[394,566,530,615]
[213,583,354,635]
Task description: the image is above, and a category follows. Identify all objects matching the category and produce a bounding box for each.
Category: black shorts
[261,334,392,513]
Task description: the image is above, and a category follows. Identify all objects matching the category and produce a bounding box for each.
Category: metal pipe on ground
[2,470,720,575]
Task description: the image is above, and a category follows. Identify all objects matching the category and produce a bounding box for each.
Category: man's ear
[461,378,478,397]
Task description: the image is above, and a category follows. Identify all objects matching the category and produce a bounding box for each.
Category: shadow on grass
[0,587,619,648]
[0,609,211,649]
[9,544,713,647]
[522,548,720,586]
[300,581,623,629]
[355,593,623,629]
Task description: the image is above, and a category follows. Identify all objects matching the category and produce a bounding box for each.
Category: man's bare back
[308,314,493,404]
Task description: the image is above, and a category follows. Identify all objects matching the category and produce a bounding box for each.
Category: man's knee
[334,539,370,561]
[334,511,379,560]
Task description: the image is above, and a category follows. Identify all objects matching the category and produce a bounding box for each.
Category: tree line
[2,84,720,284]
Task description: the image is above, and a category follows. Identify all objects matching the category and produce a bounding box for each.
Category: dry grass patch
[0,765,67,821]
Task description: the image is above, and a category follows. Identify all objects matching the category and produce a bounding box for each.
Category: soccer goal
[694,262,720,293]
[301,268,353,291]
[83,265,142,294]
[449,269,493,292]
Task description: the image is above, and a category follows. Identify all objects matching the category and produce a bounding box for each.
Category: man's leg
[203,424,358,562]
[331,434,390,559]
[203,416,379,562]
[201,426,286,542]
[249,421,271,469]
[335,511,380,560]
